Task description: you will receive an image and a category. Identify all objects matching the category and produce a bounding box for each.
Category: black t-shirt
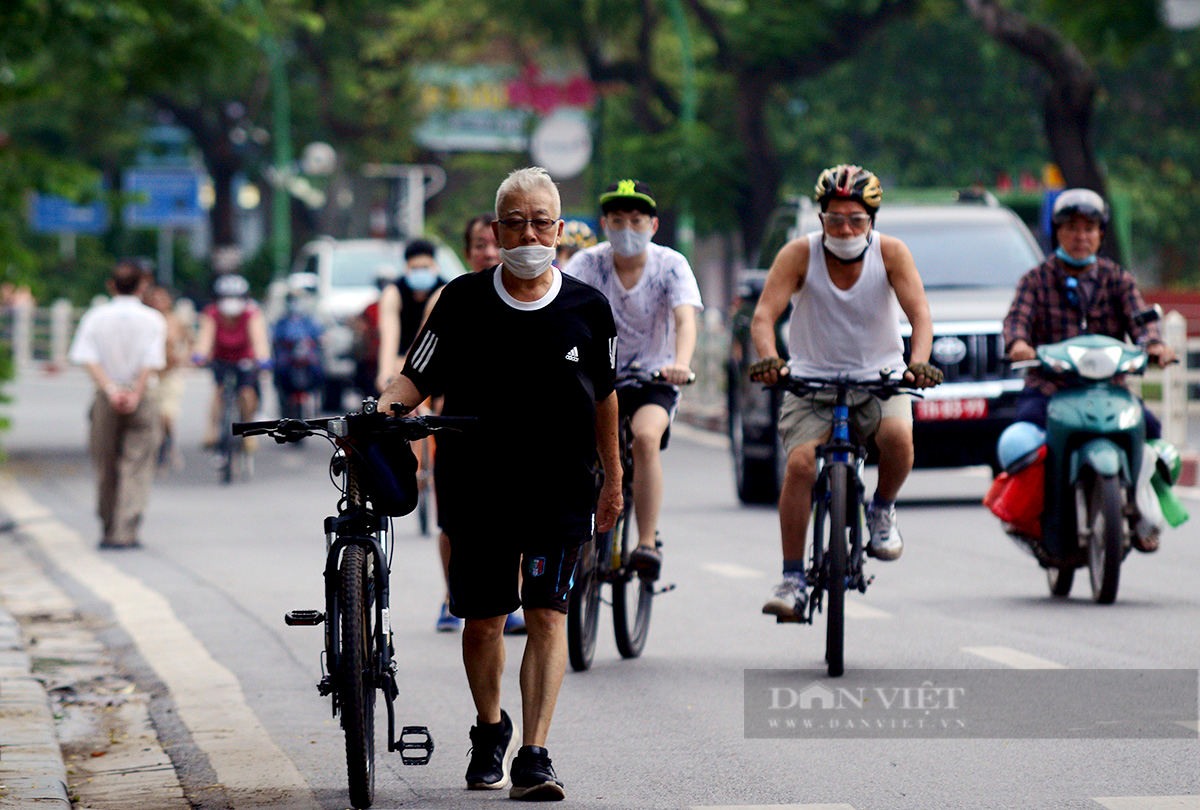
[403,267,617,538]
[394,276,446,356]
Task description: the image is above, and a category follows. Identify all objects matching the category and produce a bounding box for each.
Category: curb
[0,599,71,809]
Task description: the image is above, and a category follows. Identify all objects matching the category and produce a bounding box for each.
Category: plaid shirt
[1003,255,1161,394]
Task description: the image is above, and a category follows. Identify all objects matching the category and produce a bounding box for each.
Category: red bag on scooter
[984,445,1047,539]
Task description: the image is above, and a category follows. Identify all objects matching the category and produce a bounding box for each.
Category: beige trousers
[89,392,162,546]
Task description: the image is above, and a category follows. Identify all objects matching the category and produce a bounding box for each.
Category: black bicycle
[767,372,917,677]
[234,400,473,809]
[213,359,256,484]
[567,368,687,672]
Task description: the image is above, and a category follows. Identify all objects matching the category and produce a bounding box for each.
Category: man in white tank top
[747,165,942,621]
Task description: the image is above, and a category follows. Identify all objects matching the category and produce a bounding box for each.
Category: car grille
[903,330,1015,383]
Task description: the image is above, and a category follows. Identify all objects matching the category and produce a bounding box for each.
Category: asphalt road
[4,366,1199,810]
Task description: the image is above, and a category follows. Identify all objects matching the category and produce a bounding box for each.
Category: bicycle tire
[566,534,602,671]
[1084,473,1123,605]
[339,544,376,808]
[612,499,652,659]
[825,464,848,677]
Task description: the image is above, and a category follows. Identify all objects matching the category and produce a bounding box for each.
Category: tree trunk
[734,77,779,259]
[964,0,1105,193]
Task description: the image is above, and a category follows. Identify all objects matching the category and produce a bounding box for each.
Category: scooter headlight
[1067,345,1122,380]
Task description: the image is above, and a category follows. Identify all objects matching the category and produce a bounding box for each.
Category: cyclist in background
[375,239,446,393]
[748,164,941,620]
[271,288,324,420]
[562,179,703,582]
[556,219,597,267]
[192,274,271,449]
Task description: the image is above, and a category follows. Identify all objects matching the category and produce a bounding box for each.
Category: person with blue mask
[376,238,446,392]
[1003,187,1177,435]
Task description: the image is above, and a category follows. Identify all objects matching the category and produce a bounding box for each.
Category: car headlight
[1067,345,1122,380]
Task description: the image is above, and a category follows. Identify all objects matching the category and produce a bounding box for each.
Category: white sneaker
[763,575,807,620]
[866,503,903,560]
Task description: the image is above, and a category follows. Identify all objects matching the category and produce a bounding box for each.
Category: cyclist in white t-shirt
[563,179,704,581]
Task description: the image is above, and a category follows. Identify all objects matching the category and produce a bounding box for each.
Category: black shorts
[616,382,680,450]
[211,359,261,398]
[447,530,586,619]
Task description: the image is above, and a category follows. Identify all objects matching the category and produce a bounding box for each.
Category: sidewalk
[0,529,71,810]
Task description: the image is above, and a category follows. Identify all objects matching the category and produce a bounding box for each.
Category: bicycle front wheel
[567,535,602,671]
[339,544,376,808]
[612,501,652,659]
[824,464,849,677]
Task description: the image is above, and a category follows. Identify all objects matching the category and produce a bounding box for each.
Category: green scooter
[1019,326,1157,604]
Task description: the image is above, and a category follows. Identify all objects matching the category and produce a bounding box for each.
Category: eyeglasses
[498,217,560,233]
[819,212,872,230]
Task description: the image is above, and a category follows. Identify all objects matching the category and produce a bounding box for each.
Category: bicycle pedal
[653,582,677,596]
[284,610,325,626]
[396,726,434,765]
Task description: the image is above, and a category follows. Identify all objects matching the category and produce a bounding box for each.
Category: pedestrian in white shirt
[69,260,167,549]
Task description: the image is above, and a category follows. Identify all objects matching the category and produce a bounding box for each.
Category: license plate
[914,397,988,421]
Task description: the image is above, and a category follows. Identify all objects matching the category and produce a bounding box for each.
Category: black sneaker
[465,709,519,790]
[509,745,565,801]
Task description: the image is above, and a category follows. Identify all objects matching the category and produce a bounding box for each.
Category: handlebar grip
[419,416,478,428]
[232,419,282,436]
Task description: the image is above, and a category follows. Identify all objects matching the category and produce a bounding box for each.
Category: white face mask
[218,297,246,318]
[823,232,871,261]
[500,244,556,280]
[605,226,654,258]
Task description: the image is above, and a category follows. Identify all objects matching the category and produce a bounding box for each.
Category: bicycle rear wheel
[612,499,652,659]
[567,534,602,671]
[825,464,848,677]
[339,544,376,808]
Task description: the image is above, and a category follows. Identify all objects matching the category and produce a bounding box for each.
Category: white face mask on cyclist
[218,297,246,318]
[500,244,556,280]
[605,226,654,258]
[823,231,871,262]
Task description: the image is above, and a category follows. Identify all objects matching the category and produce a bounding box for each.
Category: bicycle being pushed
[567,367,689,672]
[233,400,473,809]
[763,371,919,678]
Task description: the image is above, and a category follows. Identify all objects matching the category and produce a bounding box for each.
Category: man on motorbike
[1003,188,1177,436]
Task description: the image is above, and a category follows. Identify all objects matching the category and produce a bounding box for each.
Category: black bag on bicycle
[354,435,419,517]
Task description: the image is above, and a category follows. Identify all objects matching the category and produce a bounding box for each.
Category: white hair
[495,167,561,218]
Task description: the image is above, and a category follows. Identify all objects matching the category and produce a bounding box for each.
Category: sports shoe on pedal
[628,540,663,582]
[762,574,807,621]
[866,503,903,560]
[509,745,565,801]
[436,602,461,633]
[465,709,519,790]
[503,611,527,635]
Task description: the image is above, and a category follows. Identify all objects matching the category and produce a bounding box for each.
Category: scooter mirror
[1131,304,1162,328]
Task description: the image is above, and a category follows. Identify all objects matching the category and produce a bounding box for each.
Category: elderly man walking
[69,259,167,549]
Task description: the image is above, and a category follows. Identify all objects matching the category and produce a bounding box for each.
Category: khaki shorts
[779,389,912,458]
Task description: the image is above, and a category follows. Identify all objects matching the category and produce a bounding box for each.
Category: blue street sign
[28,193,109,234]
[123,169,204,228]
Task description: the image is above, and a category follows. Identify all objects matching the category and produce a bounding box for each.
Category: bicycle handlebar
[770,373,921,400]
[618,367,697,386]
[232,412,476,442]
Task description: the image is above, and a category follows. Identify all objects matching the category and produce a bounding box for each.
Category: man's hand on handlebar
[748,356,788,385]
[903,361,943,388]
[1148,341,1179,368]
[656,364,695,386]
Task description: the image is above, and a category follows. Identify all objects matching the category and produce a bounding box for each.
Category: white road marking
[702,562,766,579]
[1094,798,1200,809]
[962,645,1067,669]
[0,474,318,810]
